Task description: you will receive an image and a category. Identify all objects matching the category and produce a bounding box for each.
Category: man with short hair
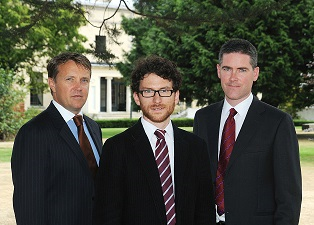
[11,52,103,225]
[194,39,302,225]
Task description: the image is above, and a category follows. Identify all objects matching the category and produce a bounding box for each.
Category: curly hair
[131,55,182,93]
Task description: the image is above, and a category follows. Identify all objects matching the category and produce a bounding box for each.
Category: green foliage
[95,118,194,128]
[23,107,43,124]
[96,119,138,128]
[293,120,314,127]
[0,68,25,140]
[118,0,314,110]
[0,0,88,88]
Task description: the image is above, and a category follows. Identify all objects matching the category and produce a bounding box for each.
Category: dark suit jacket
[11,102,103,225]
[93,119,216,225]
[193,96,302,225]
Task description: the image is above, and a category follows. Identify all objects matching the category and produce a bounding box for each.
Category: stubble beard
[141,102,175,124]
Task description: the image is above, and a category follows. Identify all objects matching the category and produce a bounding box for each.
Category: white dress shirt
[141,117,175,191]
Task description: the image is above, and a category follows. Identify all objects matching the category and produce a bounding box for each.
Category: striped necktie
[154,129,176,225]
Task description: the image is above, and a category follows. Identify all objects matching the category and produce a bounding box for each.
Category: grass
[0,148,13,163]
[1,127,313,164]
[102,128,127,138]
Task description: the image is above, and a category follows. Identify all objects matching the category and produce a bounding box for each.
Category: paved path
[1,140,313,224]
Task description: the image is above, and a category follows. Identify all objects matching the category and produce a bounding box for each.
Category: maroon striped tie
[215,108,237,215]
[154,129,176,225]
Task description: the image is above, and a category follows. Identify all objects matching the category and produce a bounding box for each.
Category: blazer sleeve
[273,114,302,225]
[93,136,125,225]
[11,124,49,225]
[194,138,216,225]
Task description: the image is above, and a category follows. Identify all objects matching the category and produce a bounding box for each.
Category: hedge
[96,118,194,128]
[95,118,314,128]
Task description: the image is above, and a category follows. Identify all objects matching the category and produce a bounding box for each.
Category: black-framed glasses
[138,89,174,98]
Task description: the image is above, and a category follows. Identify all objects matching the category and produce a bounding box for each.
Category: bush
[95,118,313,129]
[294,120,314,127]
[0,68,25,140]
[23,107,43,124]
[95,118,194,128]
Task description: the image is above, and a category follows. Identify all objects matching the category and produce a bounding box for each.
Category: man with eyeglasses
[93,55,216,225]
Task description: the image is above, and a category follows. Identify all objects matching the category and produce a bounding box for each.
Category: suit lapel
[46,103,92,176]
[131,121,167,225]
[227,97,265,172]
[173,125,189,212]
[84,116,102,155]
[207,101,224,177]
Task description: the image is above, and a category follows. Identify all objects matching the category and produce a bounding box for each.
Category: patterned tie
[215,108,237,215]
[154,129,176,225]
[73,115,98,179]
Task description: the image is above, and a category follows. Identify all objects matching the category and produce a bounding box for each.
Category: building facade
[25,0,138,119]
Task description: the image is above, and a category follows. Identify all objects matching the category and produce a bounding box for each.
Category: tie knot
[229,108,237,117]
[154,129,166,140]
[73,115,83,127]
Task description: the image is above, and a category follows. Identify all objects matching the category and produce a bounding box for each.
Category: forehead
[140,73,173,88]
[221,53,251,66]
[57,60,90,76]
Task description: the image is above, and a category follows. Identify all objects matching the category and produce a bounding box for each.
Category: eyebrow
[221,66,249,70]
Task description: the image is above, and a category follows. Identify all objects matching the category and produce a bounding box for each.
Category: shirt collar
[52,100,83,123]
[222,93,253,117]
[141,117,174,141]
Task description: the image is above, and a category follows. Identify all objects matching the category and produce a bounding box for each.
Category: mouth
[227,83,240,88]
[72,95,83,98]
[151,105,164,111]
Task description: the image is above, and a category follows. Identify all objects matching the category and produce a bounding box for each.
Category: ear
[217,64,221,79]
[253,66,259,81]
[133,92,141,106]
[48,77,56,93]
[174,90,180,105]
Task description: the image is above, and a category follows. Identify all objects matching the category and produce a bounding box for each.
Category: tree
[0,0,88,87]
[291,54,314,114]
[0,0,90,139]
[0,68,25,140]
[117,0,314,111]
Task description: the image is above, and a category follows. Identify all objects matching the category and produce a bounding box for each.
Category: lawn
[1,127,313,164]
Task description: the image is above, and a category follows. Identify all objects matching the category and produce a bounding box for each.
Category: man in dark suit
[11,52,103,225]
[93,55,216,225]
[193,38,302,225]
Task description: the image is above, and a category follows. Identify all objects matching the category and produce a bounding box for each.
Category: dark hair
[47,52,91,80]
[131,55,182,92]
[218,38,258,68]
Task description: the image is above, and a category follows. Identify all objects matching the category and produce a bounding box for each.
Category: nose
[74,80,83,90]
[230,70,238,80]
[152,92,162,103]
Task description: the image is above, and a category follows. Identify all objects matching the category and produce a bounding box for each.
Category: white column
[106,77,112,113]
[126,85,131,113]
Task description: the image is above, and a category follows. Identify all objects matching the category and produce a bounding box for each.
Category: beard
[141,102,176,124]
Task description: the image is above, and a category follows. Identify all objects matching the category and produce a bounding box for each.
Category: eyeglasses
[138,89,174,98]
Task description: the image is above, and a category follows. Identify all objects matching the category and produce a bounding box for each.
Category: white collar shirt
[141,117,175,191]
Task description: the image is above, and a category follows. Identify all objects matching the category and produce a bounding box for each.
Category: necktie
[73,115,98,179]
[154,129,176,225]
[215,108,237,215]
